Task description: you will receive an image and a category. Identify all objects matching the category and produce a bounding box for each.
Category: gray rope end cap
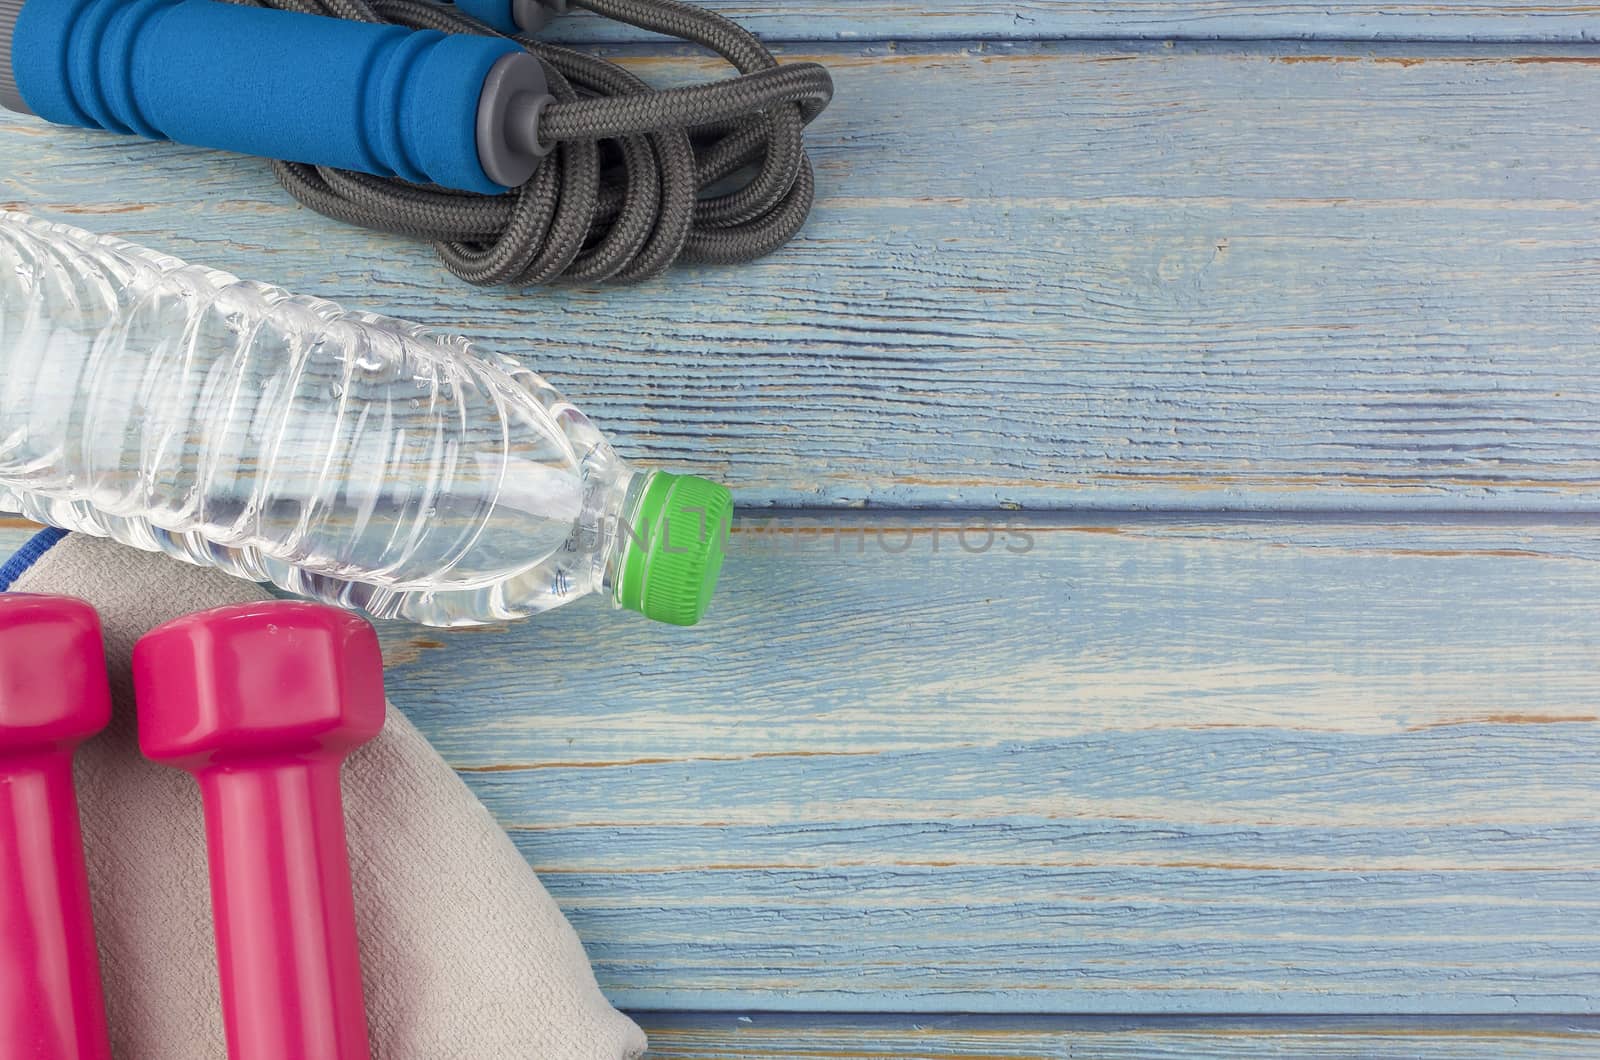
[0,0,28,115]
[511,0,566,33]
[476,51,555,190]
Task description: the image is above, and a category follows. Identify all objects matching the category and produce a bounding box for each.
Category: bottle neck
[596,465,649,605]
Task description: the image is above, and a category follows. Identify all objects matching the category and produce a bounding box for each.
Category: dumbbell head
[134,601,385,768]
[0,594,111,752]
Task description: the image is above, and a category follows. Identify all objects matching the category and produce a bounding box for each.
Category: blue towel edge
[0,527,69,592]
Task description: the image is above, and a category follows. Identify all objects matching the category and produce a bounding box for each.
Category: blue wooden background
[6,2,1600,1055]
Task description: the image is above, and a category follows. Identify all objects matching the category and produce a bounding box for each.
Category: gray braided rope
[255,0,833,286]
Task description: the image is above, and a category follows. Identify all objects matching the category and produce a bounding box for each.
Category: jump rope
[0,0,836,286]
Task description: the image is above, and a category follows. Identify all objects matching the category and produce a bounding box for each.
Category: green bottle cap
[617,472,733,626]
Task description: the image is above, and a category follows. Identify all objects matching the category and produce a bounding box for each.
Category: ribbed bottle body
[0,211,632,625]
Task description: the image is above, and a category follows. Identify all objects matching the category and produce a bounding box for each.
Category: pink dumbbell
[133,602,385,1060]
[0,595,112,1060]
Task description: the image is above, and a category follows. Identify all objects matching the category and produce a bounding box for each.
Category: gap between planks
[539,2,1600,47]
[632,1011,1600,1059]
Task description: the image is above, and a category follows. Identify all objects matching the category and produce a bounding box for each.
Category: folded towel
[6,532,646,1060]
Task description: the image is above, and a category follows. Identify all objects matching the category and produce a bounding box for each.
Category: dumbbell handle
[0,747,110,1060]
[197,759,368,1060]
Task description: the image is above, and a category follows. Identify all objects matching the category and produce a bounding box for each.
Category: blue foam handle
[453,0,519,35]
[11,0,524,193]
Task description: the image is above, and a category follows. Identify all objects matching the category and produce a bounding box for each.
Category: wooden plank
[0,519,39,558]
[636,1013,1600,1058]
[390,515,1600,758]
[6,44,1600,511]
[545,4,1600,45]
[378,515,1600,1012]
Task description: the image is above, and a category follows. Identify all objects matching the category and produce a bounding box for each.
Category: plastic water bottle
[0,211,733,627]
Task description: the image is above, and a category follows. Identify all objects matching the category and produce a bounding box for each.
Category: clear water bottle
[0,211,732,627]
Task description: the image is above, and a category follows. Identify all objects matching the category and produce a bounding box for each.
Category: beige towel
[9,533,647,1060]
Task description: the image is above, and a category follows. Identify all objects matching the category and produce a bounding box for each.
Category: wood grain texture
[376,516,1600,1012]
[545,4,1600,44]
[390,514,1600,758]
[5,24,1600,1026]
[7,44,1600,511]
[0,520,37,558]
[636,1013,1600,1058]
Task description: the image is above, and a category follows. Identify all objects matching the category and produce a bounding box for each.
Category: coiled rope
[243,0,834,286]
